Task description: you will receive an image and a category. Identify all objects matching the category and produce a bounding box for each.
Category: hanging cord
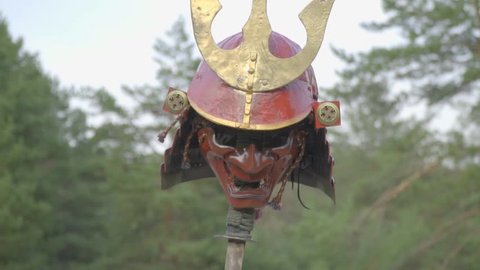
[269,131,307,210]
[181,120,206,169]
[297,169,310,210]
[157,105,190,143]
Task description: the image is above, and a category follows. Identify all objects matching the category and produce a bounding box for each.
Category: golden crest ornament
[190,0,335,92]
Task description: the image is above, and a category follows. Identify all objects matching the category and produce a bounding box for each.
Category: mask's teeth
[260,179,265,188]
[230,185,240,193]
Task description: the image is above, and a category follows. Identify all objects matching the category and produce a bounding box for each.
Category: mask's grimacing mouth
[233,178,265,189]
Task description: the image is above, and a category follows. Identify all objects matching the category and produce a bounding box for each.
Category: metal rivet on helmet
[166,89,189,114]
[317,102,340,125]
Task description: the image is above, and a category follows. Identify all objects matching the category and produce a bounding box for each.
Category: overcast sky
[0,0,395,94]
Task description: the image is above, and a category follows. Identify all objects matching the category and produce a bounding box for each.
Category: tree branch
[440,242,466,270]
[473,0,480,27]
[352,161,440,230]
[393,209,480,270]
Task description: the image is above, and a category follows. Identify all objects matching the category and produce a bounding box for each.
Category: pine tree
[297,1,480,268]
[336,0,480,104]
[84,17,227,269]
[0,17,64,269]
[0,17,108,270]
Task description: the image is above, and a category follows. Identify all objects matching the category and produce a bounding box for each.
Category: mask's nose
[227,144,274,178]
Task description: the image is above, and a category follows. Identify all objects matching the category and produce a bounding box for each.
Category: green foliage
[154,16,201,91]
[349,0,480,101]
[0,17,57,270]
[316,1,480,268]
[0,17,107,270]
[67,17,227,270]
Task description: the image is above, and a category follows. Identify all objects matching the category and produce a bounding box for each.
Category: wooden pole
[220,207,255,270]
[224,240,246,270]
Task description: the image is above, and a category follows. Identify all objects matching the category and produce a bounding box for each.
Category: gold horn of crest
[190,0,335,92]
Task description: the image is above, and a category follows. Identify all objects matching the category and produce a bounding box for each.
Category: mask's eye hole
[212,125,292,150]
[213,126,237,147]
[262,131,290,149]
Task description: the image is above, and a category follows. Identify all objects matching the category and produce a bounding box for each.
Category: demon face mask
[197,125,306,209]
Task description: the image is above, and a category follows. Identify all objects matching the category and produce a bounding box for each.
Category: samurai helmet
[160,0,340,209]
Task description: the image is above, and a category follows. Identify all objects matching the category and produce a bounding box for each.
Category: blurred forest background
[1,0,479,269]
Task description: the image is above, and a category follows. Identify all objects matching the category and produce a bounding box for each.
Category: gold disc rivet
[317,102,339,125]
[166,89,189,114]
